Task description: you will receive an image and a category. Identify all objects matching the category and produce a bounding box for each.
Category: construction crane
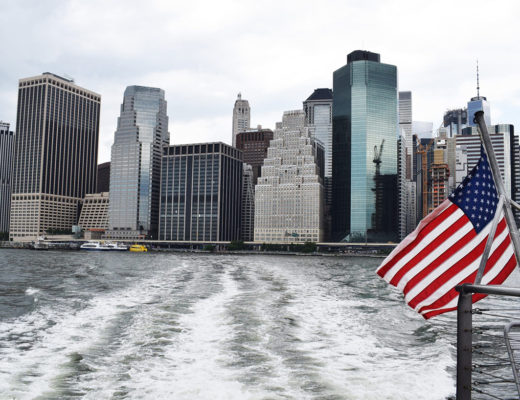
[416,139,434,218]
[373,139,385,175]
[372,139,385,231]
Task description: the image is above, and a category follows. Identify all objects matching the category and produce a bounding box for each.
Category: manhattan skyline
[1,0,520,164]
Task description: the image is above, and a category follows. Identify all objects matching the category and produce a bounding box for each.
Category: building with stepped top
[254,110,324,243]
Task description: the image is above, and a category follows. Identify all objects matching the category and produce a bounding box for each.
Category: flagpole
[474,111,520,273]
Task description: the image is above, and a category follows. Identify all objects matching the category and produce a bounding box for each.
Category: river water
[0,249,466,399]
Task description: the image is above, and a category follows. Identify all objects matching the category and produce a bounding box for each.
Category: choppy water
[0,249,461,399]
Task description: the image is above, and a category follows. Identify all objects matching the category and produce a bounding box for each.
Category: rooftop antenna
[476,59,480,99]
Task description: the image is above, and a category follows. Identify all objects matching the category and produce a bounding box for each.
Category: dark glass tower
[0,122,14,235]
[9,73,100,240]
[108,86,169,240]
[332,51,398,242]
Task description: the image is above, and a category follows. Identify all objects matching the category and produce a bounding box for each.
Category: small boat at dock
[79,241,128,251]
[129,244,148,252]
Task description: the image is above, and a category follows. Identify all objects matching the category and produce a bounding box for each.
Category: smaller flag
[377,151,517,319]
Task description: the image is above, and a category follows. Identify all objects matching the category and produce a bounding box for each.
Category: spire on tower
[476,60,480,99]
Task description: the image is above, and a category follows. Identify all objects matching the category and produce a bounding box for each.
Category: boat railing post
[457,285,473,400]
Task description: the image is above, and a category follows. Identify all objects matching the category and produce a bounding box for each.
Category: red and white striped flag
[377,151,517,319]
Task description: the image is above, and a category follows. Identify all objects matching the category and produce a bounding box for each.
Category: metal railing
[456,284,520,399]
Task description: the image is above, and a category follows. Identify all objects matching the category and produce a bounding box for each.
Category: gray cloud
[1,0,519,163]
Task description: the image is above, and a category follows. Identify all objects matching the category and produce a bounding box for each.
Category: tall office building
[9,73,100,240]
[232,93,250,147]
[97,162,110,193]
[241,164,255,241]
[0,122,14,235]
[159,142,243,241]
[304,88,333,240]
[332,50,398,242]
[254,110,324,243]
[398,91,416,239]
[399,91,412,149]
[467,96,491,127]
[443,108,468,137]
[107,86,169,240]
[235,126,273,184]
[456,124,515,198]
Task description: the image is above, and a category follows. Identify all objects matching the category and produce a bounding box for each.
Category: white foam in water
[260,259,455,400]
[79,267,261,399]
[0,261,185,399]
[24,287,40,296]
[0,254,457,399]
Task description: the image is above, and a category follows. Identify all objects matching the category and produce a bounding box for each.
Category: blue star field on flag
[448,150,499,234]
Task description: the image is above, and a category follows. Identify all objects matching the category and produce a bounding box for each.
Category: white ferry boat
[79,241,128,251]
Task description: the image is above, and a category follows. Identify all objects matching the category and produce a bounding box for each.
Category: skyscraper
[232,93,250,147]
[467,96,491,127]
[443,108,468,137]
[332,50,398,242]
[254,110,324,243]
[97,162,110,193]
[235,126,273,184]
[241,164,255,241]
[159,142,242,241]
[398,91,415,239]
[304,88,333,240]
[107,86,169,240]
[9,73,100,240]
[0,122,14,236]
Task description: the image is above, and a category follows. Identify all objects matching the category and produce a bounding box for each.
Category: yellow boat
[129,244,148,252]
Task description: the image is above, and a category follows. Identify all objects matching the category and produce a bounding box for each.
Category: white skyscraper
[232,93,250,147]
[254,110,323,243]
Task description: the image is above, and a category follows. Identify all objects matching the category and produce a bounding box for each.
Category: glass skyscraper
[108,86,169,240]
[467,96,491,127]
[332,50,398,242]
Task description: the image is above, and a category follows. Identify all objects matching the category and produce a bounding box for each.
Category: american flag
[377,151,517,319]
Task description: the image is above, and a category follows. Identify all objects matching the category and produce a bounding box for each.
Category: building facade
[78,192,109,231]
[107,86,169,240]
[235,127,273,184]
[467,96,491,127]
[0,122,14,235]
[241,164,255,241]
[332,50,398,242]
[254,110,323,243]
[456,125,515,198]
[443,108,468,137]
[304,88,333,240]
[159,142,242,241]
[9,73,100,240]
[398,91,416,239]
[232,93,250,147]
[97,162,110,193]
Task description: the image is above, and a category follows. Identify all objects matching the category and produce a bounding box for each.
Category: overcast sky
[1,0,520,163]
